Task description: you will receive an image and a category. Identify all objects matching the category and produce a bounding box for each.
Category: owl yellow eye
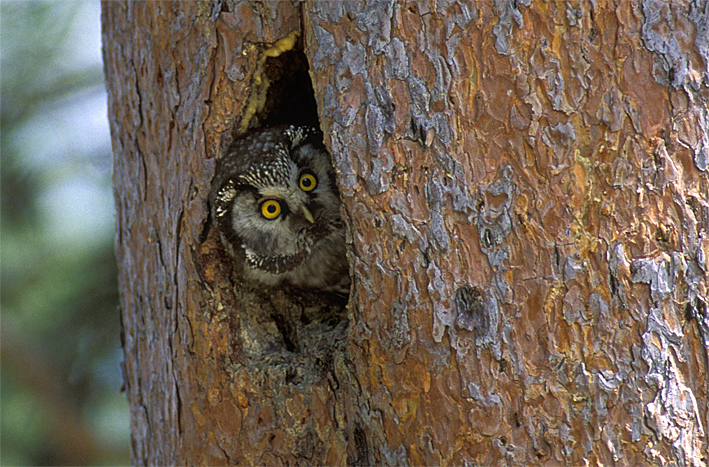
[261,200,281,219]
[299,172,317,192]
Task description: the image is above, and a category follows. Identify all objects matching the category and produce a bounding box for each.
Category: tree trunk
[103,0,709,465]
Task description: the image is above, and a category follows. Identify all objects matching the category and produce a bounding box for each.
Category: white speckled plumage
[211,125,349,294]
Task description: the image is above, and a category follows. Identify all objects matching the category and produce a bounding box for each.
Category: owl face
[212,125,348,292]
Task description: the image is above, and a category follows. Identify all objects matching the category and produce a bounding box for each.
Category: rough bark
[104,1,708,465]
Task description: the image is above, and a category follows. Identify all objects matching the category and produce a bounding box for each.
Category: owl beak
[301,205,315,223]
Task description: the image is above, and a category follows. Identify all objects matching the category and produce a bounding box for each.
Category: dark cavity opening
[220,38,350,365]
[258,44,320,129]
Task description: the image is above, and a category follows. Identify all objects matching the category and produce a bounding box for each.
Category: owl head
[211,125,349,292]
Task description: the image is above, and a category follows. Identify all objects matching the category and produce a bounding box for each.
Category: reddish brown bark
[104,1,708,465]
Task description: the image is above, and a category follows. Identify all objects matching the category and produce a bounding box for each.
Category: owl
[211,125,350,294]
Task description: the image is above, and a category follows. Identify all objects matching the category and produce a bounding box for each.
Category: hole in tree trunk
[258,47,320,129]
[208,34,350,368]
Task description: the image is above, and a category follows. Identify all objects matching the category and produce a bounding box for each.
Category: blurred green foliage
[1,1,130,465]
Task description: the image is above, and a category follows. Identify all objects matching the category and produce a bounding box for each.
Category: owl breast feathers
[211,125,350,294]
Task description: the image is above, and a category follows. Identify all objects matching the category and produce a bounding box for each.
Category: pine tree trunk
[104,1,708,465]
